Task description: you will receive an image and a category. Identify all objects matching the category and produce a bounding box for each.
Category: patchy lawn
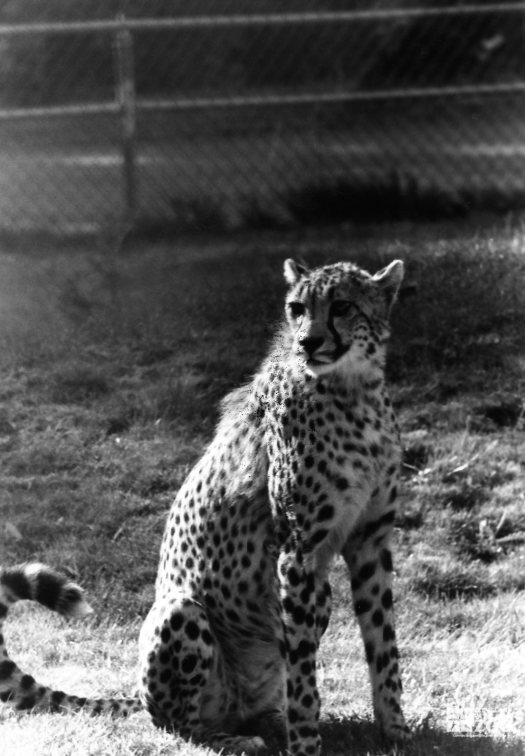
[0,223,524,754]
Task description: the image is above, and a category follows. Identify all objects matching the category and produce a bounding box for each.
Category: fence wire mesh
[0,2,524,236]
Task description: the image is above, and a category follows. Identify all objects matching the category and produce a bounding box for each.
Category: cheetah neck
[318,367,387,415]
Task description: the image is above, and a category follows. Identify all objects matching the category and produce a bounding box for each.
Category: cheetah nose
[299,336,324,356]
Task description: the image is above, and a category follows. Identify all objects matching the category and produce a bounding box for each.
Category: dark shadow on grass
[319,716,524,756]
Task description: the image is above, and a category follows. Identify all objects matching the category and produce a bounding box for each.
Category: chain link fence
[0,1,524,236]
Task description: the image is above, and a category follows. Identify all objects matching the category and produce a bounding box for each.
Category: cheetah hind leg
[138,597,267,755]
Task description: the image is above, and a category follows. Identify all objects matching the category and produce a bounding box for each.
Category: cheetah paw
[229,735,267,755]
[382,720,412,743]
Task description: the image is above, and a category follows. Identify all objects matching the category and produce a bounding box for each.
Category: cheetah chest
[262,375,399,550]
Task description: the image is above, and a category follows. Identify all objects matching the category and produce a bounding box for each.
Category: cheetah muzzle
[1,258,410,755]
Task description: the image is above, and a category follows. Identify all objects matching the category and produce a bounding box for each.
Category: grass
[0,222,524,754]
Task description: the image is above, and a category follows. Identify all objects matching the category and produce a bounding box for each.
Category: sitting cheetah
[0,258,410,755]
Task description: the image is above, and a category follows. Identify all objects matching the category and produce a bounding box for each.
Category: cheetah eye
[331,300,353,317]
[288,301,306,318]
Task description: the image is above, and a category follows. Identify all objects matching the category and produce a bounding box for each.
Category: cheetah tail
[0,563,142,717]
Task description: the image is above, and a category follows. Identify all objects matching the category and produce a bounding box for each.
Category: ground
[0,221,524,755]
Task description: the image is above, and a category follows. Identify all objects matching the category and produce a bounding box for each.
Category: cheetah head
[283,258,404,379]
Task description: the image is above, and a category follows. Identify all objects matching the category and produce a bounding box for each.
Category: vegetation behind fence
[0,1,524,235]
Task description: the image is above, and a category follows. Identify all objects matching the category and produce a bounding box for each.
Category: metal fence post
[114,15,137,229]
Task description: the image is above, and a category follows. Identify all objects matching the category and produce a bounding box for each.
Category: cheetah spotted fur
[0,258,410,755]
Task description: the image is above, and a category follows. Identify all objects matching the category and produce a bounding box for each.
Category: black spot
[283,596,294,614]
[181,654,198,675]
[389,697,401,714]
[354,598,372,615]
[372,609,384,627]
[0,660,16,679]
[317,504,334,522]
[50,690,66,711]
[364,641,375,664]
[382,589,393,610]
[298,725,318,739]
[296,640,314,658]
[17,695,36,711]
[2,570,31,602]
[201,628,214,646]
[226,609,240,623]
[287,567,302,587]
[358,561,376,582]
[310,528,328,546]
[160,627,171,644]
[185,621,200,640]
[363,510,395,540]
[299,586,313,604]
[380,549,393,572]
[292,605,307,625]
[205,594,216,609]
[221,585,231,600]
[336,477,349,491]
[170,611,185,633]
[383,624,395,642]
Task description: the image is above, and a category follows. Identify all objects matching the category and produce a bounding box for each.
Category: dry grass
[0,223,524,754]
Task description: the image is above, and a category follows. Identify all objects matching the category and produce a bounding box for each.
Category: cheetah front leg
[342,531,410,741]
[278,547,322,756]
[275,540,332,756]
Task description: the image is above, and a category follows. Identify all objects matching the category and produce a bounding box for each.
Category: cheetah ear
[372,259,404,313]
[284,258,309,286]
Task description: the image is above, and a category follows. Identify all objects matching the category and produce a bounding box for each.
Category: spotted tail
[0,563,142,716]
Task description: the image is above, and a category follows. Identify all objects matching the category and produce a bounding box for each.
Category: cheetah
[0,258,410,755]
